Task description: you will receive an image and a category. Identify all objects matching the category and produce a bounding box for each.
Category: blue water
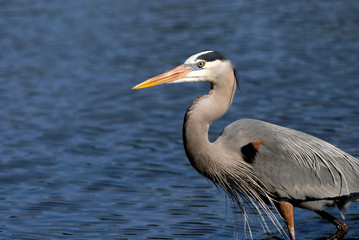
[1,1,358,239]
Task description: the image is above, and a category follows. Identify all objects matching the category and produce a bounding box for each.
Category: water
[0,1,358,239]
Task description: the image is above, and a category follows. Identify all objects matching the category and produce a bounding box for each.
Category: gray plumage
[218,119,359,207]
[133,50,359,240]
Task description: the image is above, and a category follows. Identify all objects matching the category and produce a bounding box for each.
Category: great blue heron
[132,50,359,240]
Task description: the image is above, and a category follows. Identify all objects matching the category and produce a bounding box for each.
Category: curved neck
[182,73,236,177]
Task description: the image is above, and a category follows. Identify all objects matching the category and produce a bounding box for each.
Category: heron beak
[132,64,190,89]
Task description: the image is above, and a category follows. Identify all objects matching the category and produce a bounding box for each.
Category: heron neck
[183,76,236,177]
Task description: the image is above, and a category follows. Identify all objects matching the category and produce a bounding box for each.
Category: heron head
[132,50,234,89]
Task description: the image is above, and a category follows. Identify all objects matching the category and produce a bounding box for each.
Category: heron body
[133,51,359,239]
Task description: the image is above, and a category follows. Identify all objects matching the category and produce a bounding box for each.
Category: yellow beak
[132,64,190,89]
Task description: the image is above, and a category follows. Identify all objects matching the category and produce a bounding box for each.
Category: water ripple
[0,1,358,239]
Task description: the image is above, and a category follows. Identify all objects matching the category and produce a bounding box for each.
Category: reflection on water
[0,1,358,239]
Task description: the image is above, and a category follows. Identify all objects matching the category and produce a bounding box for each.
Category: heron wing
[217,119,359,201]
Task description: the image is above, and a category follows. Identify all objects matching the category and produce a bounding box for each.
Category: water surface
[1,1,358,239]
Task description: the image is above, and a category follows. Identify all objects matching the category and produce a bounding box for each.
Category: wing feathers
[217,119,359,202]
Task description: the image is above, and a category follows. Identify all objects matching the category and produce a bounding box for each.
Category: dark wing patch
[196,51,226,62]
[241,141,264,164]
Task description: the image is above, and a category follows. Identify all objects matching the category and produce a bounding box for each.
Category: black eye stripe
[196,51,226,62]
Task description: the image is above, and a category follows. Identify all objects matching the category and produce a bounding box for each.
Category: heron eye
[197,61,205,68]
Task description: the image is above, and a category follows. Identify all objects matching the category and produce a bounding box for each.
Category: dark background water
[1,1,358,239]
